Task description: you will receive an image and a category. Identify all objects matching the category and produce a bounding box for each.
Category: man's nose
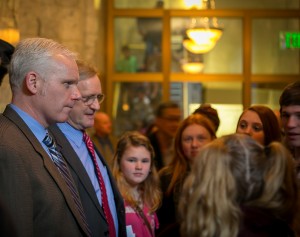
[90,98,101,110]
[71,86,81,100]
[286,115,297,128]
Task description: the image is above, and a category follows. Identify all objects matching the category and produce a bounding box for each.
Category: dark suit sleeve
[0,197,18,237]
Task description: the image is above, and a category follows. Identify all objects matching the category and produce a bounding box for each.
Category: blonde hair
[112,131,162,212]
[179,133,298,237]
[249,142,298,221]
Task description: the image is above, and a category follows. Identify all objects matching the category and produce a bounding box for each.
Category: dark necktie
[83,132,116,237]
[43,133,91,237]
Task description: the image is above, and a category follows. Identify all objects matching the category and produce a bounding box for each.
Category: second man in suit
[49,60,126,237]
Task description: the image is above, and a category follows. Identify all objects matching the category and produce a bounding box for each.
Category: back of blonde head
[179,133,297,237]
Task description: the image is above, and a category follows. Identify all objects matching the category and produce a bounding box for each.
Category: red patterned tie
[83,132,116,237]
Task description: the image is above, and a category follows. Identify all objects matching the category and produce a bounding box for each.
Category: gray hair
[9,37,77,90]
[76,59,98,81]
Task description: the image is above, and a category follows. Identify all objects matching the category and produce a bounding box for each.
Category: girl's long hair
[112,131,162,212]
[159,114,216,196]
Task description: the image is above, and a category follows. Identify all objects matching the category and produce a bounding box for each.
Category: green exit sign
[280,32,300,49]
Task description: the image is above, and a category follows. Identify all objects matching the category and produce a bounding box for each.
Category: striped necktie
[43,133,91,237]
[83,132,116,237]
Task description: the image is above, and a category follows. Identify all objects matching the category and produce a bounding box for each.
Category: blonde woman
[179,134,298,237]
[112,131,162,237]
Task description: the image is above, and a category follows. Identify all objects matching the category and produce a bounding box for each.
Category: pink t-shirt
[125,201,159,237]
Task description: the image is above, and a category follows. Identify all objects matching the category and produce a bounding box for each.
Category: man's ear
[25,72,38,94]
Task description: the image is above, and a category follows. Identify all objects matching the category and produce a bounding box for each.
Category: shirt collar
[57,122,84,148]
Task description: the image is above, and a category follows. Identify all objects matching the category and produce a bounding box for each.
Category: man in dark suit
[0,38,91,237]
[49,60,126,237]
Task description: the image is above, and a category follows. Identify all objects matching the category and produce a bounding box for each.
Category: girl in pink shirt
[112,131,162,237]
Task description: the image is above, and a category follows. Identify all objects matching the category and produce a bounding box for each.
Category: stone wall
[0,0,105,112]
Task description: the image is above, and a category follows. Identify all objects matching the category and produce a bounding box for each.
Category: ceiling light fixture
[184,0,223,54]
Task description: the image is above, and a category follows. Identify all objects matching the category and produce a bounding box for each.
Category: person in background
[193,103,220,132]
[49,60,127,237]
[112,131,162,237]
[116,45,138,73]
[91,111,118,168]
[147,101,182,171]
[0,37,92,236]
[179,134,298,237]
[280,81,300,165]
[236,105,282,145]
[130,85,155,133]
[157,114,216,236]
[279,82,300,236]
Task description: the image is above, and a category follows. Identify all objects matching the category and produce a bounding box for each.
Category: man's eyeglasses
[81,94,105,106]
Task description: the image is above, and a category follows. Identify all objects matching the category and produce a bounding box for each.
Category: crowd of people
[0,37,300,237]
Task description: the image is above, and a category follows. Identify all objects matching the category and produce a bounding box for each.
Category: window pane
[171,17,242,74]
[112,82,162,136]
[115,0,299,9]
[216,0,299,9]
[252,18,300,74]
[170,82,243,137]
[115,0,162,9]
[251,82,288,110]
[114,17,162,72]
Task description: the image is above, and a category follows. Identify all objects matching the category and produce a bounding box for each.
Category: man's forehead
[162,107,181,115]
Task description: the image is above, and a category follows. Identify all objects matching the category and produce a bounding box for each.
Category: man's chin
[82,121,94,130]
[57,113,70,123]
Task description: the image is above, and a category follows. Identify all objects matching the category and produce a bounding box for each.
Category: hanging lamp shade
[183,37,214,54]
[187,27,223,45]
[185,27,223,53]
[183,0,223,54]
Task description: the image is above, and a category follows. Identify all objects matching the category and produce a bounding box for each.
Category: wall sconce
[184,0,223,54]
[0,0,20,45]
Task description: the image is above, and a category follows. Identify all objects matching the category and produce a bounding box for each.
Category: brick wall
[0,0,105,112]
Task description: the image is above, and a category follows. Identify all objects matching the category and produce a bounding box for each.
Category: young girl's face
[236,110,265,145]
[120,145,151,188]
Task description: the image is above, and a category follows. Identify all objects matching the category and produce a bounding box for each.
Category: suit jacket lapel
[3,106,90,236]
[49,124,105,217]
